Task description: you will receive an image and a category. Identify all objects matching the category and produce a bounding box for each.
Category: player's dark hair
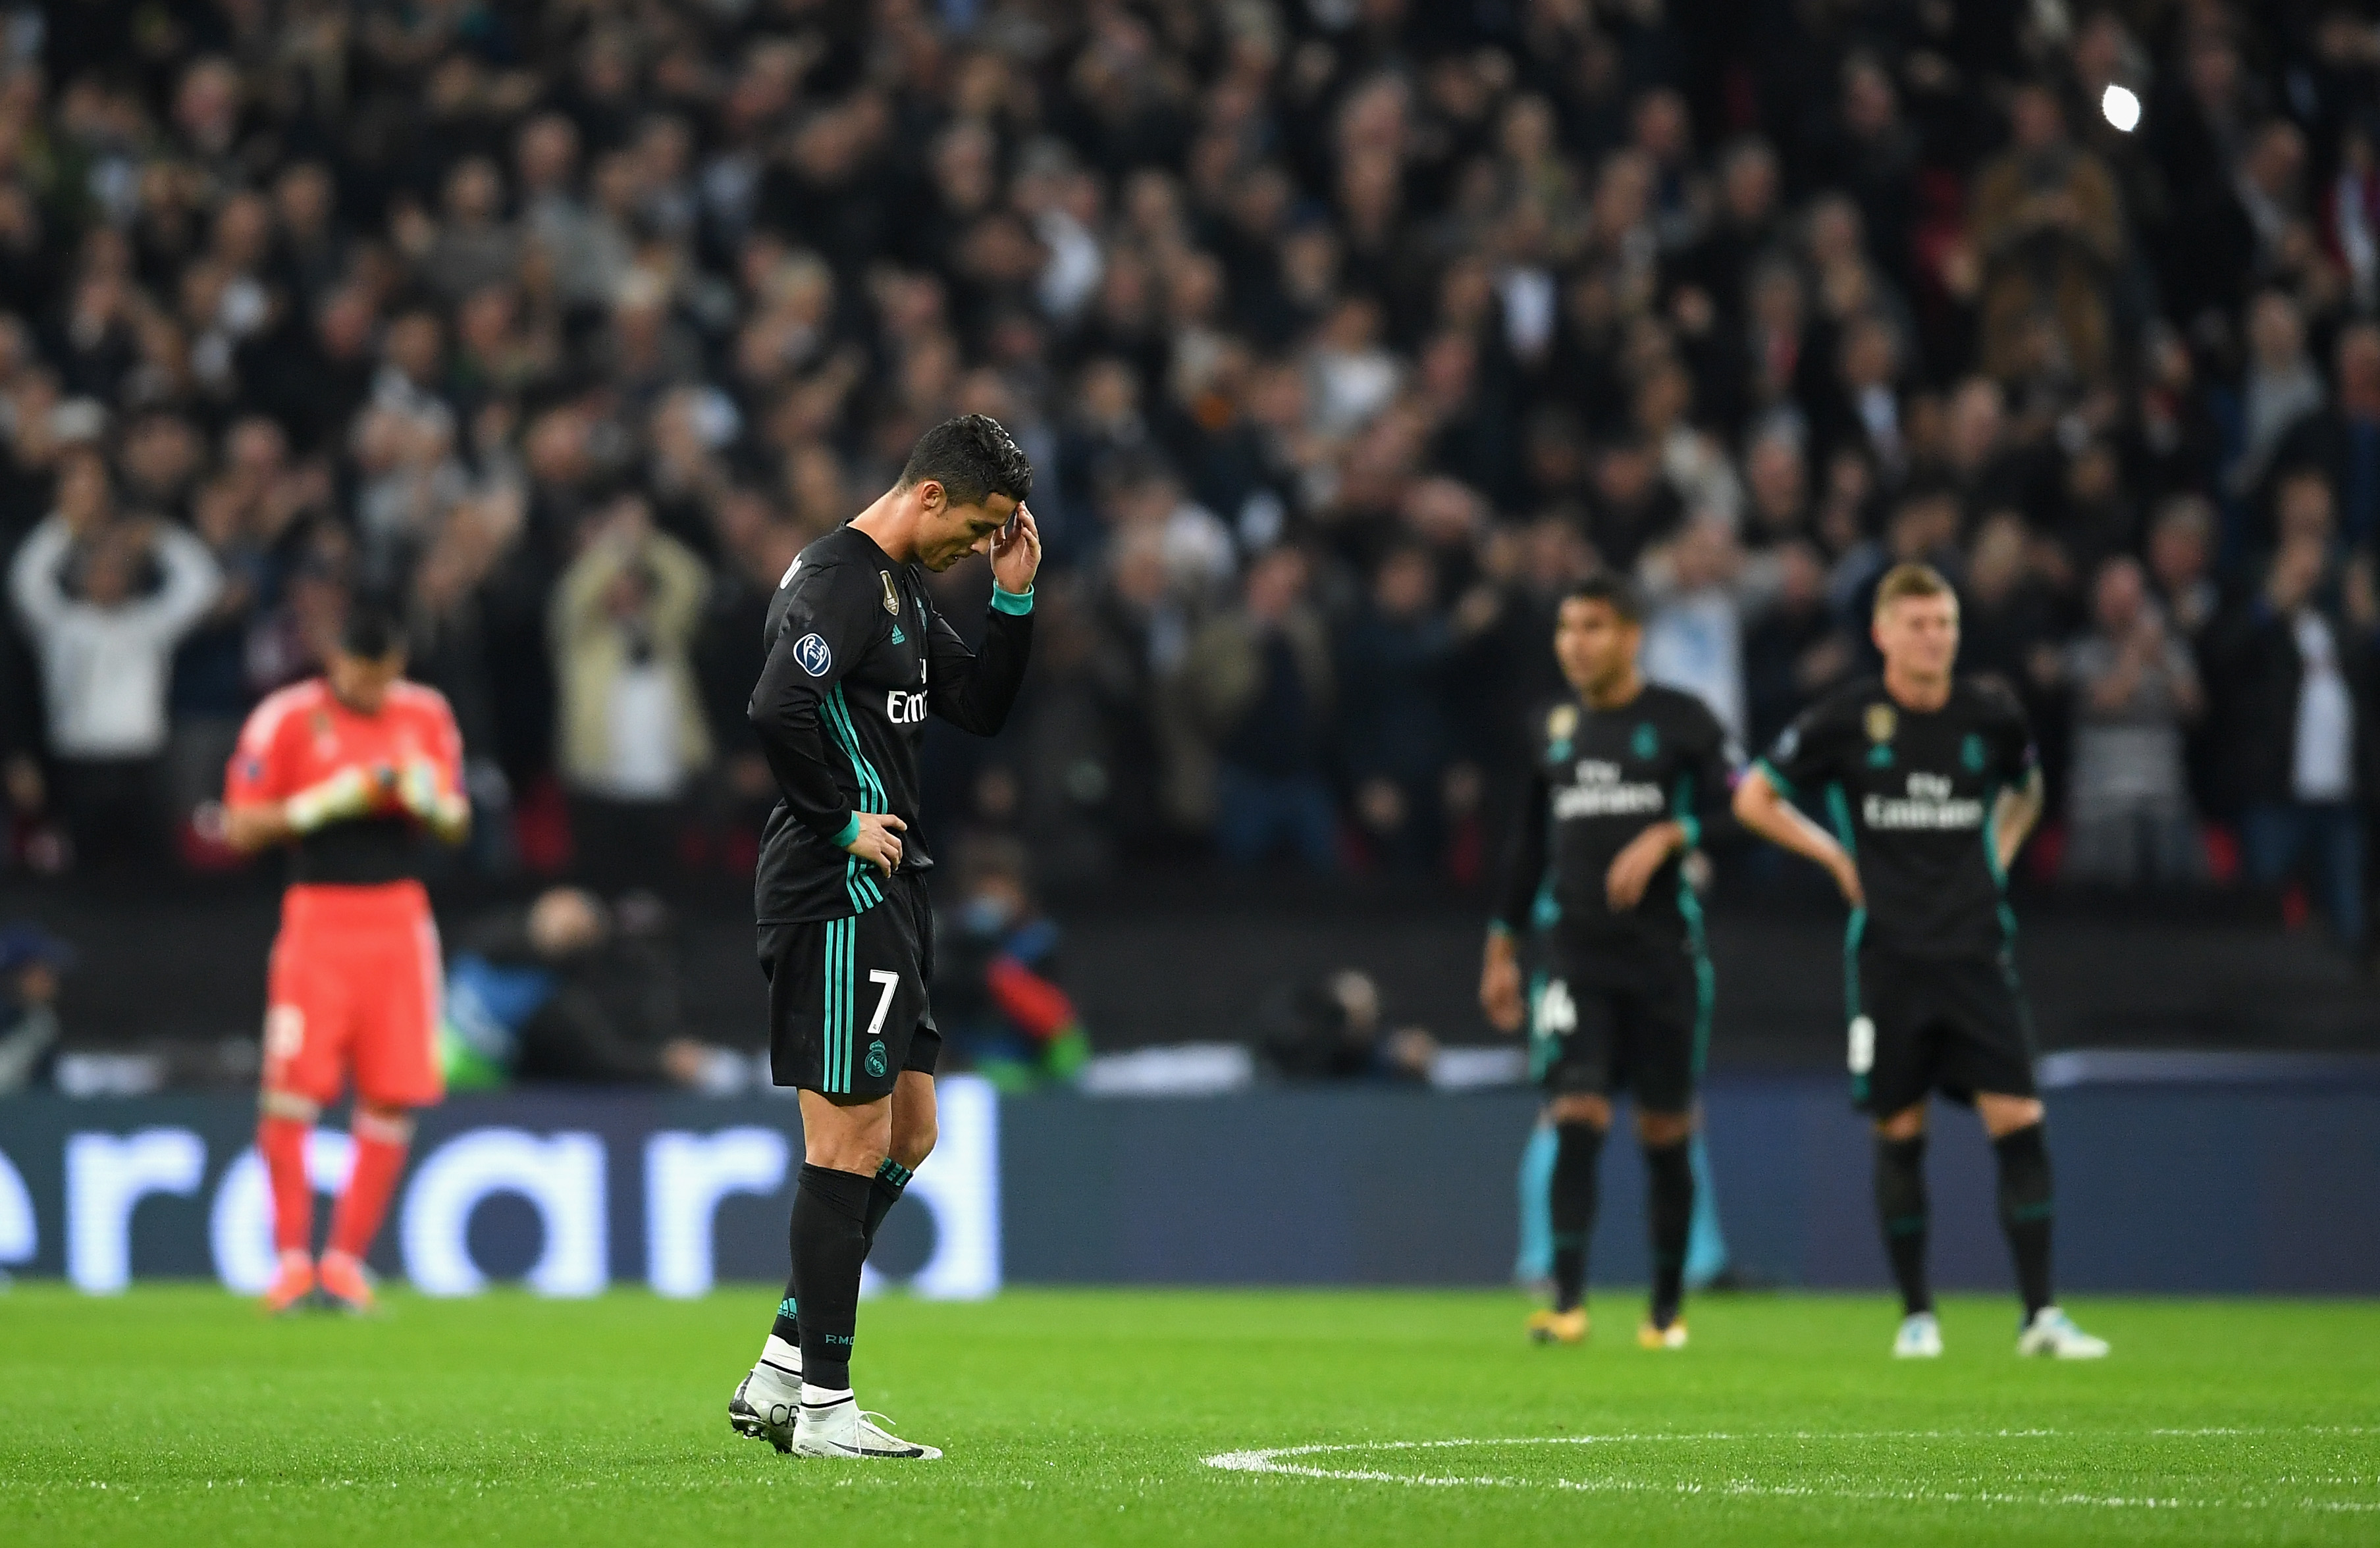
[340,596,409,659]
[899,413,1034,508]
[1562,573,1644,625]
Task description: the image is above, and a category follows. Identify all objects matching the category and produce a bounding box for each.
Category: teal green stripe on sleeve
[1842,906,1866,1019]
[1980,780,2008,889]
[1753,758,1796,802]
[850,699,886,808]
[846,706,886,810]
[990,584,1034,615]
[1824,782,1857,854]
[1671,773,1701,848]
[826,688,884,810]
[822,689,868,807]
[823,690,857,808]
[830,813,859,850]
[822,695,887,915]
[1530,873,1561,931]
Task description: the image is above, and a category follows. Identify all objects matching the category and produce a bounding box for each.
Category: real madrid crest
[880,571,901,615]
[1548,704,1578,740]
[1864,703,1897,744]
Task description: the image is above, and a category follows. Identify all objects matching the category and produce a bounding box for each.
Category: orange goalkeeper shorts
[261,881,445,1109]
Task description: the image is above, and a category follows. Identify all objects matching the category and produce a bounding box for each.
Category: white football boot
[729,1337,804,1451]
[789,1389,942,1460]
[1892,1311,1944,1358]
[2016,1306,2110,1358]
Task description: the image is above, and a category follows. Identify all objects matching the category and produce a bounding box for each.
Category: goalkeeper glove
[396,758,469,835]
[283,766,383,834]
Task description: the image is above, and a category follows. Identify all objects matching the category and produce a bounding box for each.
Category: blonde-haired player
[1733,563,2108,1359]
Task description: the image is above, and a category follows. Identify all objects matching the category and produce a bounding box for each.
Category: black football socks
[1993,1123,2056,1320]
[1874,1133,1932,1317]
[1643,1137,1695,1330]
[789,1163,873,1392]
[1549,1120,1606,1314]
[772,1156,918,1351]
[864,1157,912,1251]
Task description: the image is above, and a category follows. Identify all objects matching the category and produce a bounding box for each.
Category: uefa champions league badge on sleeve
[795,633,833,677]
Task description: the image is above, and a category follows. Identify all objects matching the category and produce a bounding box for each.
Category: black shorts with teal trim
[1847,942,2035,1115]
[1531,932,1708,1113]
[760,870,939,1100]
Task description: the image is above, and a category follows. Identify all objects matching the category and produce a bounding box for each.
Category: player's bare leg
[1636,1106,1695,1349]
[256,1089,320,1313]
[1979,1092,2109,1358]
[735,1073,938,1446]
[317,1103,413,1314]
[1529,1091,1606,1345]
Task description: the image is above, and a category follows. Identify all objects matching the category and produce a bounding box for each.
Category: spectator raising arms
[550,494,712,887]
[11,455,221,868]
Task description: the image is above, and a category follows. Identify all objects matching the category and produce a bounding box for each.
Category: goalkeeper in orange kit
[222,604,469,1312]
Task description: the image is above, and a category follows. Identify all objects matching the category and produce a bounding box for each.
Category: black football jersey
[749,525,1033,923]
[1757,675,2034,958]
[1493,683,1737,960]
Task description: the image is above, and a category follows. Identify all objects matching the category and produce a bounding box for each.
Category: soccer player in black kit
[1734,563,2109,1359]
[725,415,1042,1459]
[1480,577,1736,1350]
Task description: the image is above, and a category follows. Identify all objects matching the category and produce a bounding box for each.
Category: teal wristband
[829,813,860,849]
[990,584,1034,616]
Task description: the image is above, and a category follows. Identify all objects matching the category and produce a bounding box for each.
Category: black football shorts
[1849,946,2036,1115]
[1531,933,1709,1114]
[760,870,939,1100]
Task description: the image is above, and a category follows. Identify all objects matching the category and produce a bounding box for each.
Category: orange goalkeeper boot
[261,1252,315,1315]
[317,1251,379,1315]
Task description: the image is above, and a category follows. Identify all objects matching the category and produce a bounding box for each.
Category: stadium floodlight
[2102,84,2141,133]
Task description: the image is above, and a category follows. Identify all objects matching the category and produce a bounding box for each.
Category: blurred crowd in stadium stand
[2,0,2379,956]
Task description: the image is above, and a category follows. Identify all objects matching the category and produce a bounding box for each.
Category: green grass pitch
[2,1286,2375,1546]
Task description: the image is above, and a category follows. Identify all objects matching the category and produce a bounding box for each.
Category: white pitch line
[1200,1430,2380,1515]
